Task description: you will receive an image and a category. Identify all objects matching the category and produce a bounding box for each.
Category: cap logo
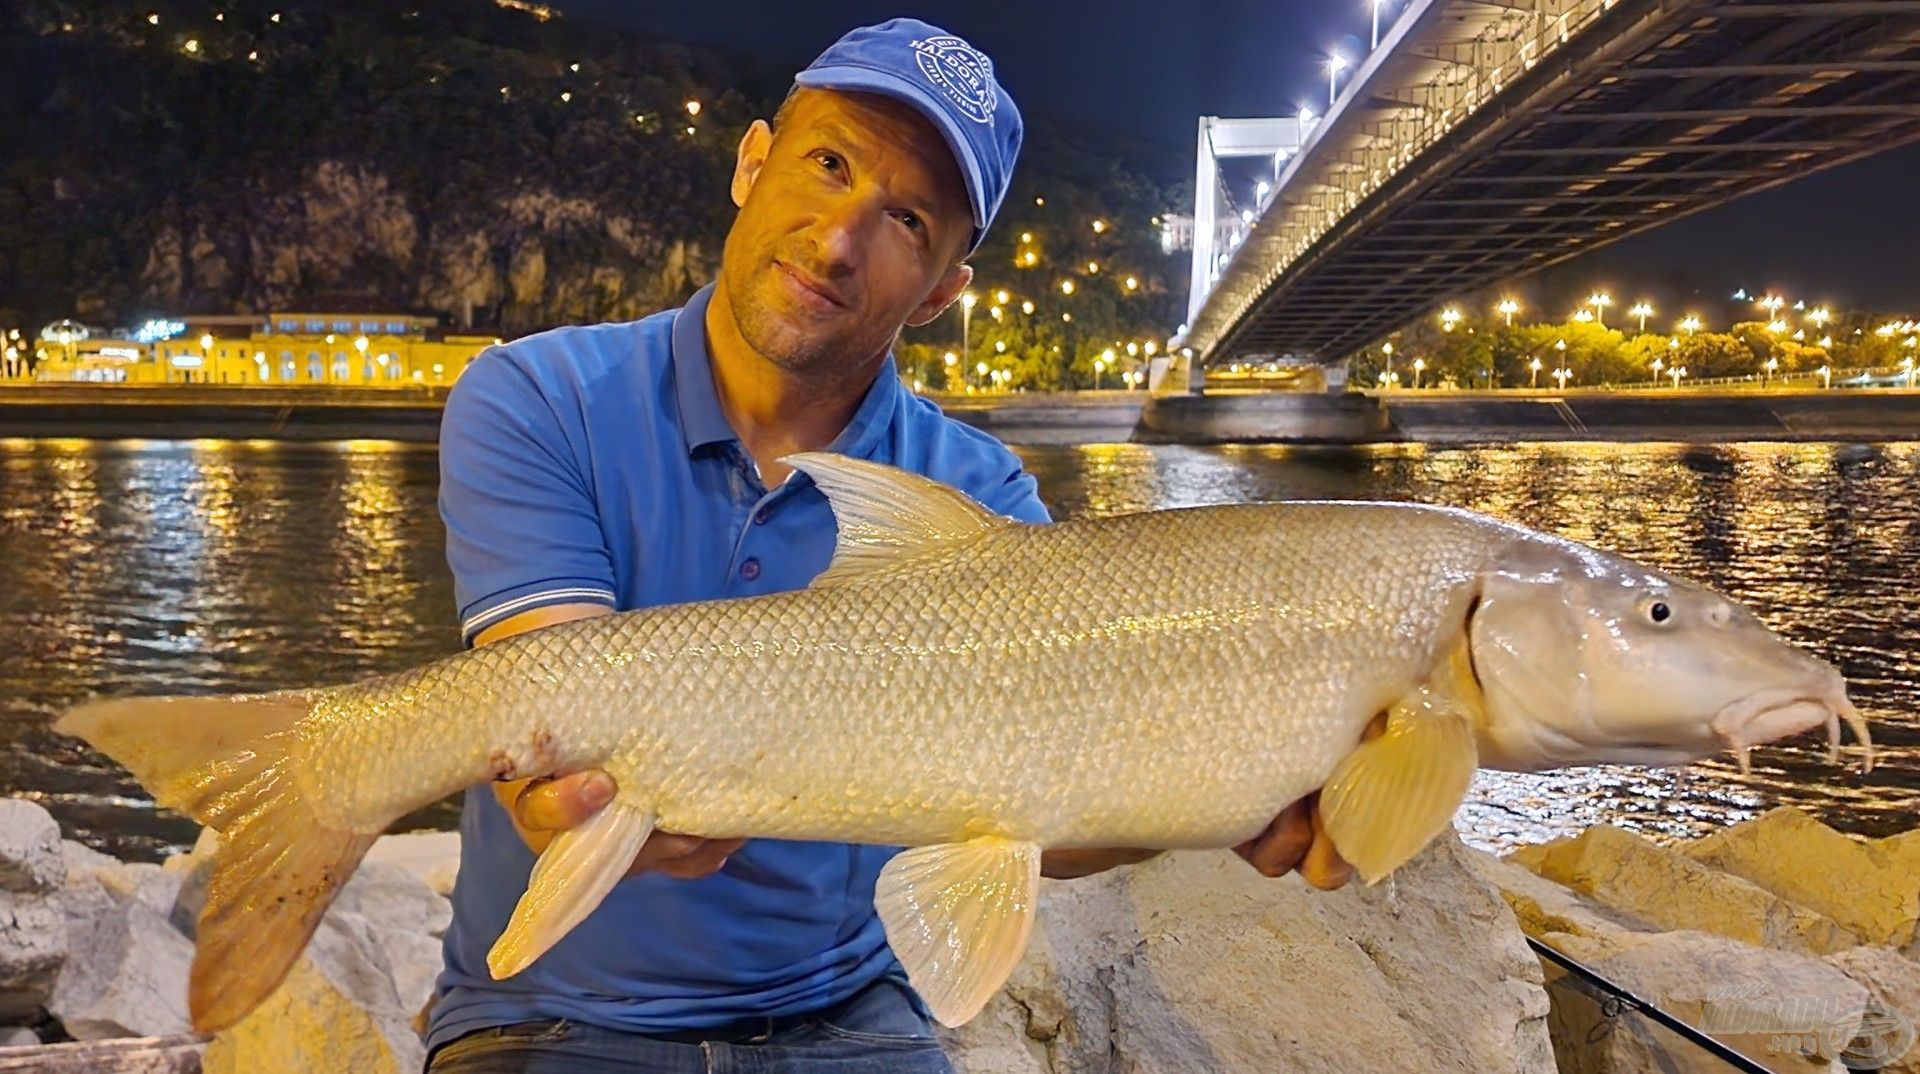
[910,36,996,125]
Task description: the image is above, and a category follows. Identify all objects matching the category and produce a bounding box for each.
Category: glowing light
[1059,280,1075,296]
[1125,276,1139,291]
[1496,298,1519,325]
[960,291,977,310]
[1020,301,1034,315]
[183,38,200,53]
[994,289,1010,305]
[1091,220,1107,234]
[943,352,958,367]
[685,100,701,116]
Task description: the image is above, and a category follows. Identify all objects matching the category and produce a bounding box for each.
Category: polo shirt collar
[671,283,901,462]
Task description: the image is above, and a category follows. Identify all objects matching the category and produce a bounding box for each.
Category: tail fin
[56,693,376,1033]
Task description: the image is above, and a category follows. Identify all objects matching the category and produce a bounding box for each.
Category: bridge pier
[1138,390,1391,443]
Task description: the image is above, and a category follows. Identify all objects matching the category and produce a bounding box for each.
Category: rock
[1464,847,1653,953]
[333,863,451,939]
[1509,826,1861,957]
[57,841,116,879]
[364,831,460,898]
[1685,808,1920,951]
[0,1034,206,1072]
[0,1025,37,1046]
[378,928,443,1022]
[46,898,192,1040]
[163,829,218,938]
[0,801,65,895]
[1824,945,1920,1073]
[0,891,65,1022]
[1540,929,1869,1074]
[202,910,424,1074]
[943,836,1555,1074]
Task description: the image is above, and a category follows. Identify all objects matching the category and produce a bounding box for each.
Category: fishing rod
[1526,937,1778,1074]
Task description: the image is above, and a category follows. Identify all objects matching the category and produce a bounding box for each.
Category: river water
[2,437,1913,861]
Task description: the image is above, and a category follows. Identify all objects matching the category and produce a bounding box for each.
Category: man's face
[719,88,975,376]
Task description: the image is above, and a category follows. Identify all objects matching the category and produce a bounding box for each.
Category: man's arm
[480,603,747,880]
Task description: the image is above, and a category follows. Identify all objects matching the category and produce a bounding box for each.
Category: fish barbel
[56,452,1872,1034]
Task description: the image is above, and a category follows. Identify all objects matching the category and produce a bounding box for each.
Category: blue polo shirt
[428,284,1049,1048]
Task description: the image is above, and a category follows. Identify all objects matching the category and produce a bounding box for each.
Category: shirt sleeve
[976,453,1053,525]
[439,352,616,646]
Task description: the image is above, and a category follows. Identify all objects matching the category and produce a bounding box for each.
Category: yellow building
[39,306,504,387]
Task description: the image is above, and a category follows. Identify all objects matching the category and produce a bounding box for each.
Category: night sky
[551,0,1920,312]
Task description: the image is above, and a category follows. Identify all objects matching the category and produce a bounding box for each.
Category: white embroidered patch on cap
[910,36,996,125]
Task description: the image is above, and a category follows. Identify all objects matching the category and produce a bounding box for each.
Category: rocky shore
[1,799,1912,1073]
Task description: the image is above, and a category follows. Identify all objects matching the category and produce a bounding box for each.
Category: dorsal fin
[784,452,1013,588]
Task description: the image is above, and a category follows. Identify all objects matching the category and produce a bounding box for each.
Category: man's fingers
[647,838,747,879]
[514,770,616,832]
[1298,801,1356,890]
[1236,797,1315,878]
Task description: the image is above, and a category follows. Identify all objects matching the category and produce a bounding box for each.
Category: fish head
[1466,538,1866,773]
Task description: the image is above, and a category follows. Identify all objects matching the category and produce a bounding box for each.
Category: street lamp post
[1763,356,1778,388]
[1629,301,1654,335]
[1680,315,1702,337]
[1817,364,1832,389]
[1326,54,1348,108]
[1652,357,1665,385]
[1528,356,1542,388]
[1381,341,1394,382]
[1553,367,1571,391]
[1670,365,1687,390]
[1372,0,1386,48]
[1497,298,1519,327]
[1412,357,1425,390]
[1440,307,1462,333]
[1588,292,1612,327]
[959,291,977,363]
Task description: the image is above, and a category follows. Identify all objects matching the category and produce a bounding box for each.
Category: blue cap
[794,19,1022,253]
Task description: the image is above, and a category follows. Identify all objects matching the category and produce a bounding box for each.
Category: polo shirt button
[740,557,761,581]
[753,507,771,525]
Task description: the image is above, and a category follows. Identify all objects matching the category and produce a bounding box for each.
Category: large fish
[58,452,1872,1034]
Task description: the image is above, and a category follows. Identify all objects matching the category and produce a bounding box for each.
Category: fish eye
[1644,600,1673,625]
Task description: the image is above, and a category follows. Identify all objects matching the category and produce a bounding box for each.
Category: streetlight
[1652,356,1665,385]
[1496,298,1519,327]
[1759,295,1785,320]
[1808,306,1832,329]
[1629,301,1654,335]
[1326,54,1349,108]
[1763,356,1778,388]
[1411,357,1426,389]
[1670,364,1687,389]
[1372,0,1389,49]
[1588,292,1612,327]
[1817,364,1832,389]
[1553,367,1571,390]
[1679,315,1702,337]
[1381,340,1394,382]
[1904,356,1917,389]
[1529,356,1543,388]
[1440,307,1462,332]
[944,350,958,389]
[959,291,977,359]
[1573,309,1595,324]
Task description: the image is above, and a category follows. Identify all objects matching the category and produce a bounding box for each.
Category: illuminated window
[306,319,325,333]
[386,321,407,334]
[332,320,352,333]
[307,354,322,380]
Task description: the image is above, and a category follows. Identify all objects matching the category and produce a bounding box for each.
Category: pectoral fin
[1318,691,1479,885]
[874,836,1042,1027]
[488,798,656,979]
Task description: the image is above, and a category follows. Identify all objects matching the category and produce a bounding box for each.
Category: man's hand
[1233,711,1389,890]
[496,770,745,880]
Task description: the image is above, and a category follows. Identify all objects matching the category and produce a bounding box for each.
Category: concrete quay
[8,385,1920,445]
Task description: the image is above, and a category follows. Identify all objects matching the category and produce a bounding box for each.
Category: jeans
[424,974,955,1074]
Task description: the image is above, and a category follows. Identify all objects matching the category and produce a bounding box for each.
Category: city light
[685,100,701,116]
[1299,105,1316,124]
[1059,280,1075,295]
[1573,309,1594,323]
[1020,301,1034,315]
[1588,292,1612,326]
[1091,219,1107,234]
[1628,301,1654,334]
[1530,356,1542,388]
[1411,357,1426,389]
[1439,307,1462,332]
[1326,53,1349,107]
[1086,261,1100,274]
[1496,298,1519,326]
[1809,306,1832,328]
[994,289,1010,305]
[1679,315,1702,336]
[1124,276,1139,292]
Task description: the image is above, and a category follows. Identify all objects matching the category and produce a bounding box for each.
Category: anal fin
[875,837,1041,1027]
[487,798,656,979]
[1319,689,1479,885]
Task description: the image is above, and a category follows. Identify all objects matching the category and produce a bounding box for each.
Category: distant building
[35,302,505,387]
[1159,214,1194,254]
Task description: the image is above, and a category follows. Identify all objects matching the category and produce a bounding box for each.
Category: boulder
[1509,826,1861,957]
[943,836,1555,1074]
[0,802,64,896]
[46,897,192,1040]
[1540,929,1869,1074]
[202,910,424,1074]
[333,863,451,940]
[0,1026,37,1046]
[162,829,218,938]
[364,831,461,897]
[1685,808,1920,951]
[0,891,65,1022]
[1824,945,1920,1073]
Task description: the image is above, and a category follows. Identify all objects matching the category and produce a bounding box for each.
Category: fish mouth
[1709,684,1875,776]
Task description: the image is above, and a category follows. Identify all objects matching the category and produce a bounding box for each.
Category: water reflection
[1,438,1912,859]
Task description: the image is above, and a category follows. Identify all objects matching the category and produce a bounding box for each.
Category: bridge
[1173,0,1920,385]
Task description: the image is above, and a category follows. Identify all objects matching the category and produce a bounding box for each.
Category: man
[429,19,1355,1073]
